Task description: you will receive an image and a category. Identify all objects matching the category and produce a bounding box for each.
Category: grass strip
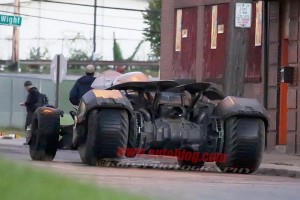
[0,159,147,200]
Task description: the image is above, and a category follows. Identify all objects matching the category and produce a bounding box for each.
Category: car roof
[168,82,225,100]
[107,80,225,101]
[167,82,212,94]
[107,81,179,92]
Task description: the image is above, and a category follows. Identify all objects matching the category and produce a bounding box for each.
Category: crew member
[20,81,40,130]
[69,64,96,105]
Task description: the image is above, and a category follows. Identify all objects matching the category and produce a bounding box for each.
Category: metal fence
[0,74,76,129]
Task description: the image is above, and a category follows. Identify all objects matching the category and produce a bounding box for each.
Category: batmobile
[27,72,269,174]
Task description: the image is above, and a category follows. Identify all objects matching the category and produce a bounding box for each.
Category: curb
[201,162,300,178]
[255,167,300,178]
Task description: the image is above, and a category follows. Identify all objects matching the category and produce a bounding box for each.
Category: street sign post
[50,54,67,108]
[0,14,22,27]
[50,54,67,83]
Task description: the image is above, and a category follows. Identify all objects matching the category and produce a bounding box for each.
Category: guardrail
[0,60,160,68]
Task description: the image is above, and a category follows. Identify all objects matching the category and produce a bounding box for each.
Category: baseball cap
[24,81,32,87]
[86,64,96,74]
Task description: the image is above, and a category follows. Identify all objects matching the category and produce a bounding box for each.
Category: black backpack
[35,93,49,107]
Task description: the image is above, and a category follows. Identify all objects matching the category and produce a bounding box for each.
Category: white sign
[235,3,252,28]
[50,54,67,83]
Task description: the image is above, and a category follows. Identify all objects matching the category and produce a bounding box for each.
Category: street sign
[0,14,22,27]
[50,54,67,84]
[235,3,252,28]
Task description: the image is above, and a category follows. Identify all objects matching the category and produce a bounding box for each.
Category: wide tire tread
[85,109,129,166]
[29,108,60,161]
[216,117,265,174]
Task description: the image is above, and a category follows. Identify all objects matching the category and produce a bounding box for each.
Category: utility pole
[92,0,97,60]
[11,0,20,71]
[55,55,60,108]
[223,0,251,96]
[38,0,41,56]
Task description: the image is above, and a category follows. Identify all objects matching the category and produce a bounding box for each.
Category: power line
[0,10,160,33]
[5,4,144,20]
[32,0,161,14]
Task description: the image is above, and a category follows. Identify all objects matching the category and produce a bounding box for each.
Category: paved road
[1,138,300,200]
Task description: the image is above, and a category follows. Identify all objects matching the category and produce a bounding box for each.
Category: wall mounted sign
[182,29,188,38]
[218,24,224,34]
[235,3,252,28]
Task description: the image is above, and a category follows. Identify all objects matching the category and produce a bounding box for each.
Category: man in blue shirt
[69,65,96,105]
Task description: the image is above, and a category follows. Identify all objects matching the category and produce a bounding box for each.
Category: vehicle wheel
[84,109,129,166]
[216,117,265,174]
[78,141,87,164]
[29,108,60,161]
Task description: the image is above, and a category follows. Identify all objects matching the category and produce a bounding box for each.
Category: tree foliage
[113,37,124,61]
[69,49,89,61]
[143,0,161,58]
[69,49,90,69]
[113,35,144,61]
[29,47,49,60]
[67,32,94,69]
[126,40,144,61]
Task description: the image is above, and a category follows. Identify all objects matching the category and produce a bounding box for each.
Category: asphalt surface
[1,138,300,200]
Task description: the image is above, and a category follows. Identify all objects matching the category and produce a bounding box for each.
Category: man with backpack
[20,81,41,130]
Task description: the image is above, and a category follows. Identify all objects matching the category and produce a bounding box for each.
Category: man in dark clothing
[20,81,40,130]
[69,64,96,105]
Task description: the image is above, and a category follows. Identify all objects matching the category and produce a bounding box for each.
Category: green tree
[66,32,95,69]
[69,49,89,61]
[113,37,124,61]
[113,36,144,73]
[69,49,89,69]
[143,0,161,58]
[28,47,49,60]
[25,47,49,72]
[126,40,144,61]
[113,35,144,61]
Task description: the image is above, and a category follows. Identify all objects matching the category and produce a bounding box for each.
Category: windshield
[160,92,191,106]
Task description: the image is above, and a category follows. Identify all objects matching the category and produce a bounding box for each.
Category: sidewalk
[255,151,300,178]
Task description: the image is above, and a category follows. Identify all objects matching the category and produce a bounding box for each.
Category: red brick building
[160,0,300,154]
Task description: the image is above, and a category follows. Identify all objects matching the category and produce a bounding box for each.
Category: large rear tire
[84,109,129,166]
[216,117,265,174]
[78,141,87,164]
[29,107,60,161]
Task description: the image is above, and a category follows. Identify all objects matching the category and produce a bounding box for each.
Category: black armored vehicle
[28,72,269,174]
